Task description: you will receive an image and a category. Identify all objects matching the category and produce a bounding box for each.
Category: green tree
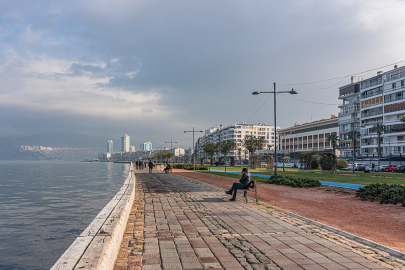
[218,140,235,172]
[326,133,339,155]
[242,135,266,168]
[202,143,218,166]
[371,122,385,160]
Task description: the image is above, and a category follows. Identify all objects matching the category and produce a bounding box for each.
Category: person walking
[148,160,155,173]
[225,168,251,201]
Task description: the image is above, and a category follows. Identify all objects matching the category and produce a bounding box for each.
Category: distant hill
[17,131,108,148]
[0,137,44,160]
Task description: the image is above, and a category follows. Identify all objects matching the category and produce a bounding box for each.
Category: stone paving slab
[114,170,405,270]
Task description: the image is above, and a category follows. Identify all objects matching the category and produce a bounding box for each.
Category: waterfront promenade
[115,169,405,270]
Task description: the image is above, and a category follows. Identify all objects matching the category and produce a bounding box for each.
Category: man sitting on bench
[164,162,171,173]
[225,168,251,201]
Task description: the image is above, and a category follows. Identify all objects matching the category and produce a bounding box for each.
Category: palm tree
[371,122,385,162]
[218,140,235,172]
[326,133,339,155]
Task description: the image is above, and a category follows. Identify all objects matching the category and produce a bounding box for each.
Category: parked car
[355,163,367,171]
[384,165,397,172]
[364,164,372,173]
[394,165,405,173]
[377,165,388,172]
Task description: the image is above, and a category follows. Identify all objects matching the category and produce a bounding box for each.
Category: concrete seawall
[51,164,136,270]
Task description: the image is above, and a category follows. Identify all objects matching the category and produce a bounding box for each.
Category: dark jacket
[239,171,251,186]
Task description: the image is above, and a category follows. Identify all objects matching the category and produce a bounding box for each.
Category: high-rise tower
[107,140,113,153]
[121,134,130,152]
[140,142,153,151]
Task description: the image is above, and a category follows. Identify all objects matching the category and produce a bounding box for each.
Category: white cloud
[0,52,171,120]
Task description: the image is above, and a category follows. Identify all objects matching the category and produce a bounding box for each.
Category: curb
[51,167,136,270]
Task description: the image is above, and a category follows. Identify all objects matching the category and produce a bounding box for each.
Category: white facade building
[107,140,113,153]
[121,134,130,152]
[140,142,153,151]
[173,147,185,156]
[195,123,280,164]
[338,65,405,159]
[279,116,339,155]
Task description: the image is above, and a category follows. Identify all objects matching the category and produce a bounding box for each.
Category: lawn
[200,165,405,185]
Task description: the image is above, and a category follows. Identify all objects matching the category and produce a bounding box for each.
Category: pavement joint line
[175,171,405,261]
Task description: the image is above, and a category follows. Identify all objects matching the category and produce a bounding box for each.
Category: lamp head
[252,91,261,95]
[289,88,298,94]
[184,131,187,133]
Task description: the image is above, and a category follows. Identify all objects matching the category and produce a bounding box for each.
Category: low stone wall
[51,164,136,270]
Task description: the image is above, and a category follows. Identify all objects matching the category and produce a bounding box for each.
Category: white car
[376,165,387,172]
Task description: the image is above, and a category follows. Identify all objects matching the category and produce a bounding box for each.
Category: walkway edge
[51,165,136,270]
[176,171,405,261]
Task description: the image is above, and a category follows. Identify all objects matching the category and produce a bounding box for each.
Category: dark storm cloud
[1,0,405,148]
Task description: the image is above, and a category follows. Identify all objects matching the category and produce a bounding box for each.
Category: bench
[243,180,258,203]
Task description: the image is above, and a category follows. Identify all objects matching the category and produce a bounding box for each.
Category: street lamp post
[219,124,222,165]
[184,127,203,170]
[385,137,391,165]
[165,139,177,166]
[252,82,298,177]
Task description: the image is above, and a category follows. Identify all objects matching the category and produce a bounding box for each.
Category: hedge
[356,183,405,206]
[266,175,321,188]
[172,163,208,170]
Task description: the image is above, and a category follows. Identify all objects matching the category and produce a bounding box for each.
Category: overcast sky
[1,0,405,149]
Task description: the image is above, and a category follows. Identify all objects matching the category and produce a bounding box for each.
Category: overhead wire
[245,94,272,123]
[278,60,405,86]
[234,60,405,123]
[279,93,340,106]
[234,94,267,123]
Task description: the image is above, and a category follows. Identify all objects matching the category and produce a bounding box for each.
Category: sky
[1,0,405,149]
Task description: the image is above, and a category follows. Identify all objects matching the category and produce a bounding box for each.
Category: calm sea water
[0,161,130,270]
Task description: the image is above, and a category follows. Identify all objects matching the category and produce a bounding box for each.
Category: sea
[0,161,131,270]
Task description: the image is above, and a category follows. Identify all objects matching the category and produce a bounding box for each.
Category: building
[338,64,405,159]
[195,123,280,164]
[173,147,185,156]
[279,116,339,156]
[107,140,113,153]
[130,146,136,152]
[121,134,130,152]
[338,76,363,157]
[140,142,153,151]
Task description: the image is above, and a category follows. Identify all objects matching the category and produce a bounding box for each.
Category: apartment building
[338,65,405,158]
[278,116,339,155]
[195,123,280,164]
[338,76,363,157]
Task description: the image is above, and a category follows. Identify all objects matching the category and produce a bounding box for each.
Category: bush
[266,175,321,188]
[171,163,208,170]
[311,155,320,170]
[356,183,405,206]
[336,159,349,169]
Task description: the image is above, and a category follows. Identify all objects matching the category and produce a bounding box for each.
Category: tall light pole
[385,137,391,165]
[219,124,222,165]
[184,127,203,170]
[252,83,298,177]
[165,140,177,165]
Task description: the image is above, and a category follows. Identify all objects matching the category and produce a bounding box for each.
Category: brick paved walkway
[115,170,405,270]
